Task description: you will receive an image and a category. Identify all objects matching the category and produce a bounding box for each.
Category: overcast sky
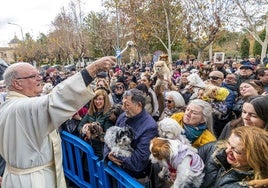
[0,0,103,47]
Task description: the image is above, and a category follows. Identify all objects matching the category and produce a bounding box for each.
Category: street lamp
[8,22,24,40]
[115,0,121,66]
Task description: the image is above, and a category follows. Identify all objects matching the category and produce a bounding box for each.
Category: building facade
[0,35,20,63]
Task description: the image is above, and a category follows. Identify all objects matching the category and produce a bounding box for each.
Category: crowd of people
[0,55,268,188]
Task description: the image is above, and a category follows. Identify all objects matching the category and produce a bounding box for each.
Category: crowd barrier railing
[60,130,143,188]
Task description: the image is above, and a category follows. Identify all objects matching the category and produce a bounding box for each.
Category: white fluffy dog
[158,117,190,145]
[104,126,134,157]
[41,83,53,95]
[186,73,206,89]
[150,137,205,188]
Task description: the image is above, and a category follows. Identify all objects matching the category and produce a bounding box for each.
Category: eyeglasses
[94,97,104,101]
[0,86,6,89]
[16,73,42,80]
[116,86,124,90]
[209,76,221,80]
[165,99,173,104]
[185,108,202,116]
[226,141,245,155]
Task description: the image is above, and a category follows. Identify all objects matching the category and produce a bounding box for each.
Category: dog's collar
[168,162,176,173]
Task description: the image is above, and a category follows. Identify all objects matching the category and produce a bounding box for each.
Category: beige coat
[0,73,95,188]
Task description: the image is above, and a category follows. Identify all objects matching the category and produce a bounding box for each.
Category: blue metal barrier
[61,131,99,188]
[60,131,144,188]
[101,161,144,188]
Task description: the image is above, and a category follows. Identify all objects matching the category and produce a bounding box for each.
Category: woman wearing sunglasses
[158,90,185,121]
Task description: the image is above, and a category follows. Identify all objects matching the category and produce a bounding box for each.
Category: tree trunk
[209,43,213,62]
[197,50,203,62]
[261,25,268,64]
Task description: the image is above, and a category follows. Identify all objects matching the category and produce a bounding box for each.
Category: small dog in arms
[158,117,193,147]
[82,122,104,141]
[104,126,135,157]
[150,137,204,188]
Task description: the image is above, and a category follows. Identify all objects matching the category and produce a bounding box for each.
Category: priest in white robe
[0,56,115,188]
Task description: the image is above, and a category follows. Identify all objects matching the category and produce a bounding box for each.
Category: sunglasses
[165,99,173,104]
[116,86,124,90]
[209,76,221,80]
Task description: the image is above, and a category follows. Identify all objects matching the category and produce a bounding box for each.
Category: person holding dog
[171,99,216,148]
[78,88,114,159]
[198,126,268,188]
[103,88,158,185]
[0,56,116,188]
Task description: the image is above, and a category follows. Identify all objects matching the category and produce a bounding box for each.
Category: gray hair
[123,88,146,108]
[3,62,33,89]
[3,63,25,89]
[188,99,214,133]
[165,91,185,107]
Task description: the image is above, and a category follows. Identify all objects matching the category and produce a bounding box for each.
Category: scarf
[184,123,207,143]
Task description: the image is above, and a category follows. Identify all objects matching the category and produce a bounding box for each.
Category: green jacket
[78,111,114,159]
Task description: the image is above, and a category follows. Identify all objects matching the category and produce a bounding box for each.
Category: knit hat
[240,62,254,70]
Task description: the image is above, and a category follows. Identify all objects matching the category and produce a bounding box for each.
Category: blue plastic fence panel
[61,130,99,188]
[101,161,144,188]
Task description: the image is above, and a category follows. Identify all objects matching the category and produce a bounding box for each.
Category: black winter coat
[198,142,254,188]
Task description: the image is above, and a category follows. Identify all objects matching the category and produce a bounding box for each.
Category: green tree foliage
[84,11,116,57]
[241,37,250,59]
[232,0,268,63]
[10,0,267,65]
[253,29,267,56]
[180,0,233,61]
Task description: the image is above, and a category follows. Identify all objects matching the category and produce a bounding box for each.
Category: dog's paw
[158,171,165,179]
[117,150,132,157]
[172,183,188,188]
[123,150,132,157]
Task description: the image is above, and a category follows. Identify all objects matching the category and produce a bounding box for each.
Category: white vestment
[0,73,95,188]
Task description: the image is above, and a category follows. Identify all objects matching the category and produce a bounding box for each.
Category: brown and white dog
[151,60,172,81]
[83,122,104,141]
[150,137,204,188]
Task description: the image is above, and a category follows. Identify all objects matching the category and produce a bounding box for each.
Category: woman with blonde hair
[95,78,113,104]
[199,126,268,188]
[78,88,113,159]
